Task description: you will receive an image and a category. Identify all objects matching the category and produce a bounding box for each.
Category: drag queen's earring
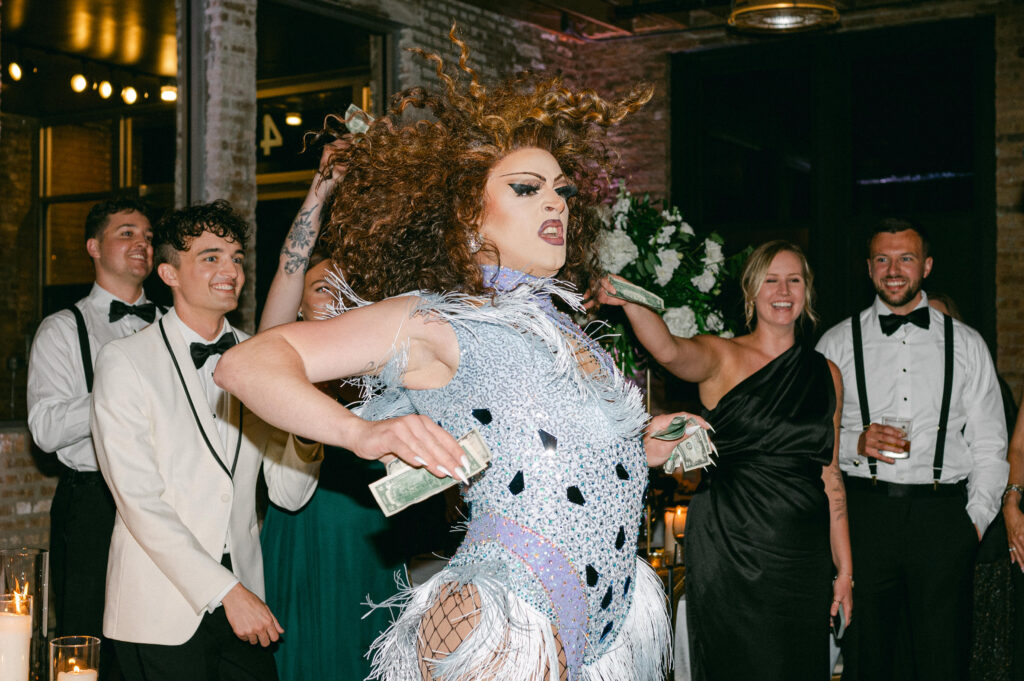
[467,231,483,254]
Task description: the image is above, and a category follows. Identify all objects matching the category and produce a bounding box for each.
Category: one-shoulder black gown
[685,343,836,681]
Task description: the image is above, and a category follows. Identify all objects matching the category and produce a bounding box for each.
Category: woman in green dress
[257,142,403,680]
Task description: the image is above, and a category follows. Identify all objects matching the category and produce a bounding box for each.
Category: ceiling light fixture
[70,73,88,92]
[8,62,23,81]
[121,86,138,105]
[284,112,302,126]
[160,84,177,102]
[728,0,839,33]
[98,80,113,99]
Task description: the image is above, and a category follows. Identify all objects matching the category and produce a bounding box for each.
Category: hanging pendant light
[729,0,839,33]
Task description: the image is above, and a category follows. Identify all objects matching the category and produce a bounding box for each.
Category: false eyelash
[556,185,578,199]
[509,183,541,196]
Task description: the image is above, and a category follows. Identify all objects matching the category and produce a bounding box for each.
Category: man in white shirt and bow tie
[90,200,321,681]
[817,218,1008,680]
[28,197,160,679]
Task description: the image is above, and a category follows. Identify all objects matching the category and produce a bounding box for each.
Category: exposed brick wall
[994,3,1024,399]
[0,114,39,423]
[0,427,56,550]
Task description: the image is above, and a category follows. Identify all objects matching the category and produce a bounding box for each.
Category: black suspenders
[850,311,954,486]
[68,305,93,392]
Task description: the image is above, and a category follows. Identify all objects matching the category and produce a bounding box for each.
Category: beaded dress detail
[330,267,671,681]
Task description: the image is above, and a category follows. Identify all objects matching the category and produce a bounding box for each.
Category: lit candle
[56,666,98,681]
[663,506,689,564]
[0,611,31,681]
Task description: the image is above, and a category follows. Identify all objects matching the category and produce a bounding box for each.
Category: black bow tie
[109,300,157,323]
[190,333,237,369]
[879,307,931,336]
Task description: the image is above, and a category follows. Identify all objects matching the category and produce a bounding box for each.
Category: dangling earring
[467,231,483,254]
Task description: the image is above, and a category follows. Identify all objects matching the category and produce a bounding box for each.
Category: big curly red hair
[316,25,652,301]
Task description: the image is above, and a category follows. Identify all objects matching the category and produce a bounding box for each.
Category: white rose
[654,248,682,287]
[612,196,631,217]
[663,306,698,338]
[691,268,716,293]
[679,221,695,236]
[654,224,676,245]
[705,312,724,332]
[598,229,639,275]
[703,239,724,267]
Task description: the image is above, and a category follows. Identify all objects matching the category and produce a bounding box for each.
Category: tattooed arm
[259,140,348,332]
[824,359,854,622]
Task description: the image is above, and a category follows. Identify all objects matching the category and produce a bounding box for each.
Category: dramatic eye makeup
[509,183,541,196]
[555,185,578,200]
[506,182,578,199]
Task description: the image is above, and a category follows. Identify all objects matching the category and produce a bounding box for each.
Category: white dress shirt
[816,293,1008,534]
[173,316,241,610]
[27,284,159,471]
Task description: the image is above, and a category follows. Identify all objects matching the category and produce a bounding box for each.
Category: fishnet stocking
[416,583,568,681]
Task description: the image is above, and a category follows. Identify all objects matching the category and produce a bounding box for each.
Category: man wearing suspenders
[817,218,1007,680]
[27,198,160,680]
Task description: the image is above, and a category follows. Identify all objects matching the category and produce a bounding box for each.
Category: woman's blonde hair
[740,240,818,330]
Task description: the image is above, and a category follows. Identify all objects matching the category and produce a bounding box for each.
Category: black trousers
[50,467,120,680]
[115,607,278,681]
[840,477,978,681]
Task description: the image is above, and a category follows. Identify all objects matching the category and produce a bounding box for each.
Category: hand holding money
[601,275,665,312]
[649,414,717,473]
[370,429,492,517]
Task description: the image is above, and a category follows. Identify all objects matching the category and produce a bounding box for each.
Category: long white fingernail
[461,455,470,471]
[455,466,470,484]
[684,425,702,436]
[437,465,453,478]
[414,456,429,467]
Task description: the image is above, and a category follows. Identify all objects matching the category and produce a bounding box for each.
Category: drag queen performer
[216,30,683,681]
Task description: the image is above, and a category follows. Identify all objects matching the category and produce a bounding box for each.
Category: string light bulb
[160,85,177,102]
[70,73,88,92]
[285,112,302,126]
[98,80,113,99]
[121,86,138,105]
[8,62,23,81]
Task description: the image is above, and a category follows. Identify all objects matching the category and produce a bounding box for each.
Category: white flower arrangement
[592,182,748,376]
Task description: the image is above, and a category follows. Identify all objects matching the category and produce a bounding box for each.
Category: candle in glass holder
[50,636,100,681]
[0,594,30,681]
[56,664,98,681]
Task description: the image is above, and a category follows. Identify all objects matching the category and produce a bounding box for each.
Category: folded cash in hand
[369,428,492,517]
[344,103,374,134]
[607,277,665,313]
[652,416,717,474]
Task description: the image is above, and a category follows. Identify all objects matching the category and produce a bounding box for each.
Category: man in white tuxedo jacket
[91,200,321,681]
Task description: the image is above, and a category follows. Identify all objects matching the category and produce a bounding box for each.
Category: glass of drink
[880,416,912,459]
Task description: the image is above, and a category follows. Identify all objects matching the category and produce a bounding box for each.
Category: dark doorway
[672,18,995,351]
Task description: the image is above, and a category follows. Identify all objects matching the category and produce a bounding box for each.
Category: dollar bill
[607,277,665,312]
[344,103,374,134]
[652,416,695,441]
[370,429,492,517]
[653,416,717,474]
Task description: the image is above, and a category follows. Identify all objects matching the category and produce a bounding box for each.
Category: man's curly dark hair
[154,199,250,267]
[313,25,653,301]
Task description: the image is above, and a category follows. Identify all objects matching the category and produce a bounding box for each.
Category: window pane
[46,202,95,285]
[48,122,114,196]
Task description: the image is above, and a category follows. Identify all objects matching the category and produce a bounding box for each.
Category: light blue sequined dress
[344,269,671,681]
